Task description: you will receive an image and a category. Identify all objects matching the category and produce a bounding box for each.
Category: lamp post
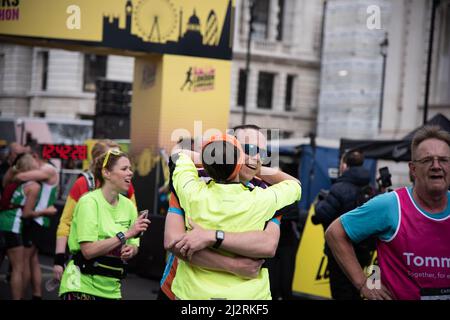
[242,0,255,125]
[378,32,388,130]
[423,0,440,125]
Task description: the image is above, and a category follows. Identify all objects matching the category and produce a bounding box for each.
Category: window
[267,130,292,140]
[252,0,270,40]
[83,54,107,92]
[281,131,293,139]
[33,111,46,118]
[285,74,295,111]
[257,72,275,109]
[276,0,285,41]
[237,69,247,107]
[78,114,94,121]
[37,51,49,91]
[0,53,4,91]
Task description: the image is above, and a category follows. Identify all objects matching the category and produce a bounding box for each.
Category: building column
[268,0,280,42]
[233,0,241,51]
[381,0,405,137]
[430,0,450,107]
[274,72,286,112]
[0,45,32,117]
[292,0,317,55]
[241,0,251,44]
[246,67,258,110]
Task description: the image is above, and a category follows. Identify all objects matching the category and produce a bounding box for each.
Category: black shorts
[22,219,45,249]
[0,230,23,250]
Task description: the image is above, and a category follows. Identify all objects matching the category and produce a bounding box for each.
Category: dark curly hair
[342,149,364,167]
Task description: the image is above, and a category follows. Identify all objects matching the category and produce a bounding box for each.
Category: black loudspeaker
[95,79,132,116]
[93,114,130,139]
[95,79,131,92]
[95,101,130,116]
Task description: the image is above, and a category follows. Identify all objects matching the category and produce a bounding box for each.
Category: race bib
[420,287,450,300]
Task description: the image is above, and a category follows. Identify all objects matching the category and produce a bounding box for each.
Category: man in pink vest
[326,125,450,300]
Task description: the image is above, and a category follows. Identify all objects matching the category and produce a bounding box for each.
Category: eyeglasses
[242,144,268,162]
[412,156,450,167]
[102,149,122,168]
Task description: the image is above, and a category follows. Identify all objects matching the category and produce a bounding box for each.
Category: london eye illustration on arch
[102,0,232,60]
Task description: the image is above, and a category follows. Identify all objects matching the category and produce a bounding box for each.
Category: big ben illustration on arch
[102,0,232,60]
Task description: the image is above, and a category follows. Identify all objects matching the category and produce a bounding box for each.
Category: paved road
[0,254,160,300]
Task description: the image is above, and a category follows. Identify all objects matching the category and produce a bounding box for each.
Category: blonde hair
[90,139,120,171]
[13,153,37,173]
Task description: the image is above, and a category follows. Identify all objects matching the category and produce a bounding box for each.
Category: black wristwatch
[213,230,225,249]
[54,253,67,267]
[116,231,126,245]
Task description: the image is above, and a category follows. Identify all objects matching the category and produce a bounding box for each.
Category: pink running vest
[377,187,450,299]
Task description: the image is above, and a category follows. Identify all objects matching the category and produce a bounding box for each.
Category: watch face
[217,230,225,240]
[117,232,126,244]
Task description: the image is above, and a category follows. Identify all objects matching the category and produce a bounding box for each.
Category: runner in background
[14,144,59,300]
[0,153,56,299]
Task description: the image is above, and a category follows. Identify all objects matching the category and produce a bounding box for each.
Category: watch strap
[116,231,126,245]
[213,230,224,249]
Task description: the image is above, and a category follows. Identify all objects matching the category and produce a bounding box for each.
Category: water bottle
[45,278,60,292]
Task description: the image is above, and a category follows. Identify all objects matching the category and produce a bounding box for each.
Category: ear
[102,168,110,180]
[408,162,416,179]
[340,162,347,173]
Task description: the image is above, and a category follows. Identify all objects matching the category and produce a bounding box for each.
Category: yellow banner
[292,203,378,299]
[129,54,231,211]
[0,0,233,59]
[292,204,332,299]
[159,54,231,149]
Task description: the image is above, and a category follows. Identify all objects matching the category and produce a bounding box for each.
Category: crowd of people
[0,144,58,299]
[1,124,450,300]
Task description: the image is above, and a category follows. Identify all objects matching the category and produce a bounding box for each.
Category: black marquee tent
[339,113,450,162]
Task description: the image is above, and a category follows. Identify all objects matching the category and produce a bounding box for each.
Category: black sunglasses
[242,144,268,162]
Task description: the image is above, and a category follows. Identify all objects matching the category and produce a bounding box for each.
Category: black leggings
[61,292,117,300]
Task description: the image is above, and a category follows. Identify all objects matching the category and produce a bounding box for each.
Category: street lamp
[423,0,440,125]
[378,32,388,130]
[242,0,255,125]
